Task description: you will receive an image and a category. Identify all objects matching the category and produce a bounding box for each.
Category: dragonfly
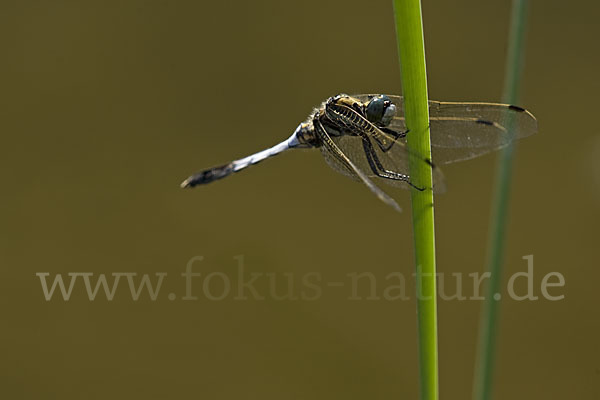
[180,94,537,212]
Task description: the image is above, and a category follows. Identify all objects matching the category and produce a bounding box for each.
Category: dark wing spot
[508,105,526,112]
[476,119,494,126]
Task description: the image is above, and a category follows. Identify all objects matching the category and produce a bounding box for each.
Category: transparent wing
[315,119,403,212]
[323,131,446,193]
[353,94,538,165]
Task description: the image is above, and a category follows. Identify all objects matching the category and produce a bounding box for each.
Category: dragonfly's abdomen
[295,121,320,147]
[181,163,235,187]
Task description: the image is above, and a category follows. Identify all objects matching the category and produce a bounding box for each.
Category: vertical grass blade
[393,1,438,399]
[473,1,530,400]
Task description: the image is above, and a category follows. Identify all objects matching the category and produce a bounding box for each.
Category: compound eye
[366,95,396,126]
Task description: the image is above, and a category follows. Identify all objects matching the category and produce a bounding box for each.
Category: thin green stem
[473,2,530,400]
[393,1,438,399]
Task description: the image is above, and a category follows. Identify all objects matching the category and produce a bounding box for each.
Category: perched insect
[181,94,537,211]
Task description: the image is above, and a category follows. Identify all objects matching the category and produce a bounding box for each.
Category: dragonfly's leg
[361,136,424,191]
[375,128,408,152]
[314,118,403,212]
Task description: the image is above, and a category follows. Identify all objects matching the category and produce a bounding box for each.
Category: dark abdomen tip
[180,163,234,188]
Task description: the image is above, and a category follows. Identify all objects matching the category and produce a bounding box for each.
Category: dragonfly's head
[366,95,396,127]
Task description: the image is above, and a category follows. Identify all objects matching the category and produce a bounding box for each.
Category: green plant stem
[473,1,529,400]
[393,1,438,399]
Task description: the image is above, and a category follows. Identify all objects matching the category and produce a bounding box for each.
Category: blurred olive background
[1,0,598,399]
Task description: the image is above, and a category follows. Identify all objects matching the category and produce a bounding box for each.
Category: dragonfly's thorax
[323,95,381,138]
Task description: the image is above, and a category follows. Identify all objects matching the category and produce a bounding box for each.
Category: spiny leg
[314,118,403,212]
[374,127,408,152]
[360,135,425,191]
